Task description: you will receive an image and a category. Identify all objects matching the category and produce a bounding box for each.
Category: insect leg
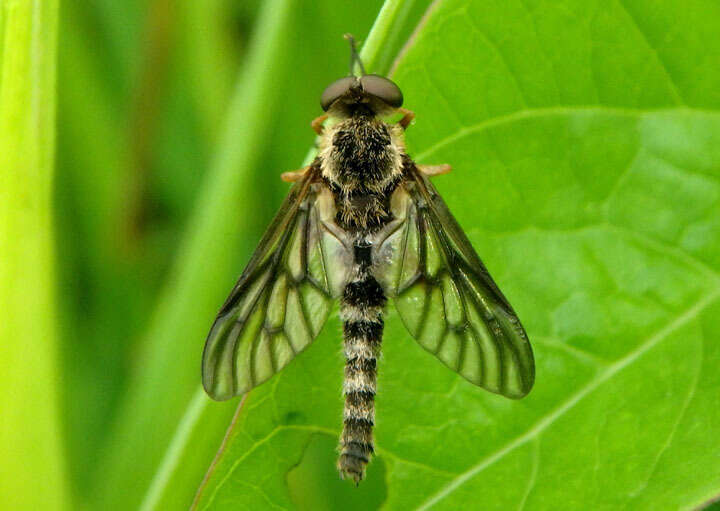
[280,166,310,182]
[311,114,328,134]
[398,108,415,129]
[418,164,452,177]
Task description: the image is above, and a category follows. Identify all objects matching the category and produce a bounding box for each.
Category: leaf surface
[194,0,720,509]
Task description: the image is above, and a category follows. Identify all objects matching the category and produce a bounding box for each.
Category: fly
[202,34,535,484]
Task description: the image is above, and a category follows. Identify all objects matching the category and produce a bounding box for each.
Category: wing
[374,165,534,398]
[202,171,351,400]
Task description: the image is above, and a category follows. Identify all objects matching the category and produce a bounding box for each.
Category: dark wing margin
[202,170,351,400]
[375,164,535,398]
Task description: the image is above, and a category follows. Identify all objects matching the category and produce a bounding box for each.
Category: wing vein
[202,171,348,400]
[386,164,534,398]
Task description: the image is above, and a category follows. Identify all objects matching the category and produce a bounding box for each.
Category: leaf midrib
[414,106,720,162]
[415,286,720,510]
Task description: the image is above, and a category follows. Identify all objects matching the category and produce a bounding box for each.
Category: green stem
[0,1,68,510]
[139,388,208,511]
[360,0,420,75]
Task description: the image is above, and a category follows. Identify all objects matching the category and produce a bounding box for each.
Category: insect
[202,34,534,484]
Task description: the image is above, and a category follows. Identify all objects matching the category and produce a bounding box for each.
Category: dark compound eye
[360,74,403,108]
[320,76,357,111]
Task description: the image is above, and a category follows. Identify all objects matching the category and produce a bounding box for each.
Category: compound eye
[320,76,357,111]
[360,74,403,108]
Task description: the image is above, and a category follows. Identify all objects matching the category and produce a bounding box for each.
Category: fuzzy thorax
[319,115,404,193]
[318,116,405,232]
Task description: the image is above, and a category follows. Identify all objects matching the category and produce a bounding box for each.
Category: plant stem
[361,0,420,75]
[0,1,68,510]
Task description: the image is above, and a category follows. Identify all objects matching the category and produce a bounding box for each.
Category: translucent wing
[375,165,535,398]
[202,173,351,400]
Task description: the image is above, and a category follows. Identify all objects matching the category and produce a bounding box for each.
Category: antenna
[344,33,366,76]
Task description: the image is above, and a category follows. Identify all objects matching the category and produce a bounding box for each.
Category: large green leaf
[193,0,720,509]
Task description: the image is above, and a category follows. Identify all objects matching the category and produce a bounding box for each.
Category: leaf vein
[464,11,529,108]
[415,288,720,510]
[517,438,540,511]
[625,332,703,504]
[604,222,720,283]
[414,106,720,162]
[614,0,684,104]
[199,424,336,510]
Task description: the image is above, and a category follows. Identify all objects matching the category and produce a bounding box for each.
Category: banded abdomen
[338,242,385,483]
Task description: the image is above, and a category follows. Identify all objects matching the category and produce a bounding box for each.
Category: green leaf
[191,0,720,509]
[0,1,69,510]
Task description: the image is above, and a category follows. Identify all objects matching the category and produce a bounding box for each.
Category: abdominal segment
[337,247,386,483]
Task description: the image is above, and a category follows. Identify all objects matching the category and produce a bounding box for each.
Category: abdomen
[337,243,386,483]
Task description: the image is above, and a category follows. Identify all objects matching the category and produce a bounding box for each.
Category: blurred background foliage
[57,0,257,499]
[57,0,257,495]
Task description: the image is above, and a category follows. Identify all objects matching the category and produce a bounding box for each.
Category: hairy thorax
[318,114,405,232]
